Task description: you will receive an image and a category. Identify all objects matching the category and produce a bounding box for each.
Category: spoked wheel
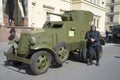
[55,42,70,64]
[6,46,21,66]
[30,51,51,75]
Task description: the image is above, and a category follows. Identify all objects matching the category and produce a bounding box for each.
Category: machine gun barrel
[47,12,70,20]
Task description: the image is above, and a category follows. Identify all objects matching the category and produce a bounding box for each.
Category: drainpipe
[0,0,4,25]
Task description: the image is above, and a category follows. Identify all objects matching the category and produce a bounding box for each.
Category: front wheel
[30,51,51,75]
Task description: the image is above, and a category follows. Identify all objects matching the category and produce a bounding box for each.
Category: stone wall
[0,17,29,43]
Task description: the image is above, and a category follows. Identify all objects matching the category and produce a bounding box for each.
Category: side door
[67,22,81,50]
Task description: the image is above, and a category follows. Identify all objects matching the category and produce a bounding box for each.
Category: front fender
[30,44,56,54]
[8,40,18,49]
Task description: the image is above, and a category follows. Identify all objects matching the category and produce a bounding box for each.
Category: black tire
[99,47,103,59]
[7,46,22,66]
[81,49,87,63]
[30,51,51,75]
[54,42,70,64]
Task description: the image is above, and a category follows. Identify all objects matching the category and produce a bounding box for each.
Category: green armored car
[5,10,94,74]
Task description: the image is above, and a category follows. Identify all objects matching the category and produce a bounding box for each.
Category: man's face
[91,26,96,31]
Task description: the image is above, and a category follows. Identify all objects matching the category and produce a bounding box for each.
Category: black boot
[87,59,90,65]
[90,57,93,65]
[96,59,99,66]
[87,57,93,65]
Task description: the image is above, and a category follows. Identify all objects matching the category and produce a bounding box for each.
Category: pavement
[0,42,119,80]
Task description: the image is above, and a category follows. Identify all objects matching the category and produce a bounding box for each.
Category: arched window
[2,0,7,16]
[111,0,114,3]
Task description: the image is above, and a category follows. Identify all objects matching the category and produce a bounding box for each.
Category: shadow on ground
[3,61,33,75]
[114,44,120,47]
[115,56,120,58]
[2,53,88,75]
[68,53,85,64]
[2,60,63,75]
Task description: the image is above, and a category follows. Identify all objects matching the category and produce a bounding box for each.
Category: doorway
[2,0,28,26]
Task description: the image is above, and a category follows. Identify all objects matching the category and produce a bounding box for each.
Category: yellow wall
[0,0,3,25]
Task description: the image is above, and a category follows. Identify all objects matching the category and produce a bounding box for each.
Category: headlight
[30,37,36,45]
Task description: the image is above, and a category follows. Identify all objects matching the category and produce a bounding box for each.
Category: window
[97,19,99,28]
[110,6,114,12]
[91,0,95,3]
[110,16,114,22]
[93,19,99,28]
[93,19,96,25]
[52,24,63,28]
[89,0,99,5]
[69,27,75,37]
[93,15,100,28]
[46,14,50,22]
[97,0,99,5]
[111,0,114,3]
[2,0,7,16]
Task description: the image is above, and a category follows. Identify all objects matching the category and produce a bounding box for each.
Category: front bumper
[4,52,30,64]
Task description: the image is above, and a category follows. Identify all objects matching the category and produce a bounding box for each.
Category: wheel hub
[36,54,48,71]
[58,46,67,60]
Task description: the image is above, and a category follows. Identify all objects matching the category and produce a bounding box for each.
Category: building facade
[28,0,71,28]
[0,0,106,34]
[106,0,120,30]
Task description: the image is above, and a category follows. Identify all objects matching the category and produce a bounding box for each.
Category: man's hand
[90,38,95,42]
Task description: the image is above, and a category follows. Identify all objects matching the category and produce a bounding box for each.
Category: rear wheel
[80,49,87,63]
[55,42,70,64]
[30,51,51,75]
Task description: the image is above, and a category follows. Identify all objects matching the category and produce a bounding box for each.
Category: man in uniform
[86,25,101,66]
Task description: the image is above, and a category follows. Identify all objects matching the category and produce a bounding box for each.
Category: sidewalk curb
[103,43,114,48]
[0,42,8,45]
[0,42,114,47]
